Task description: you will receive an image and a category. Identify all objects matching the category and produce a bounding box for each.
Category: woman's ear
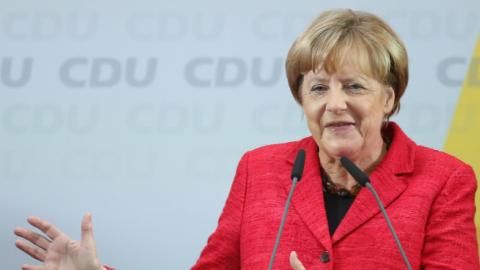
[384,86,395,115]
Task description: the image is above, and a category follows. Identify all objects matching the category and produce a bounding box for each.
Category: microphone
[267,149,306,270]
[340,156,412,270]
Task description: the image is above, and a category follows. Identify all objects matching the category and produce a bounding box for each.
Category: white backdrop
[2,0,479,269]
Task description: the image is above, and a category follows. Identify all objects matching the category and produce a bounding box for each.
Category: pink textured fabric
[191,122,480,269]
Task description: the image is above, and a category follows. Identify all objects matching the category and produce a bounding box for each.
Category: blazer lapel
[284,138,333,251]
[331,165,408,243]
[332,122,416,243]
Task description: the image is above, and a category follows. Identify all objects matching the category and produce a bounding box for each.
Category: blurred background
[2,0,479,269]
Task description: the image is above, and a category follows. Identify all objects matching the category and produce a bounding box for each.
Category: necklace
[321,169,361,197]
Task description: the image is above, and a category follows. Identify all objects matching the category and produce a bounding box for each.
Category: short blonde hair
[285,9,408,117]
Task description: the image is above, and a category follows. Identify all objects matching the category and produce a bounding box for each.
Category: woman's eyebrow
[338,75,369,83]
[310,78,329,83]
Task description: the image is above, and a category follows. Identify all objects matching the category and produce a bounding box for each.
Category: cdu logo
[59,58,157,88]
[1,12,98,41]
[1,58,33,88]
[2,104,99,133]
[125,12,225,41]
[384,10,479,39]
[184,57,283,87]
[126,103,225,133]
[437,57,480,87]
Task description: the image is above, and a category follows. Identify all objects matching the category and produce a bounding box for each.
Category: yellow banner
[444,37,480,244]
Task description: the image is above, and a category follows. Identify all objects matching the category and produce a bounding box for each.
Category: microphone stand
[267,149,305,270]
[267,176,299,270]
[364,181,412,270]
[340,156,412,270]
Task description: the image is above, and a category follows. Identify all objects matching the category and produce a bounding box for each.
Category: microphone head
[291,149,306,181]
[340,156,370,186]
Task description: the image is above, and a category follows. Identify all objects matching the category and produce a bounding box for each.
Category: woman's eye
[346,83,364,91]
[311,84,327,92]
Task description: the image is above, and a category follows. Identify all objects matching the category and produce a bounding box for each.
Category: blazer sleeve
[421,163,480,269]
[191,152,249,270]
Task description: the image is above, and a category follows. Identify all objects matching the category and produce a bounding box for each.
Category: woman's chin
[322,141,363,159]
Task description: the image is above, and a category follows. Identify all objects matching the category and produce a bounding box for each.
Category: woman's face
[300,64,395,160]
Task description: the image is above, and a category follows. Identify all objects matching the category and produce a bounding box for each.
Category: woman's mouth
[325,121,356,133]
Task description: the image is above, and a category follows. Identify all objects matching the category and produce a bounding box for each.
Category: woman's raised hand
[14,213,105,270]
[290,251,306,270]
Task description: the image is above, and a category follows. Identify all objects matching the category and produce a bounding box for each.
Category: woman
[191,9,479,269]
[14,9,479,270]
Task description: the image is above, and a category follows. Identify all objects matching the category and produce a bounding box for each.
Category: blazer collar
[283,122,416,246]
[286,122,416,175]
[283,137,333,251]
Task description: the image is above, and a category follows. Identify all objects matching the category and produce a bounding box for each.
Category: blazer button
[320,251,330,263]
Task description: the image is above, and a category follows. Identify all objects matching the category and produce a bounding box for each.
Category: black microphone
[339,157,369,186]
[340,156,412,270]
[291,149,306,180]
[267,149,306,270]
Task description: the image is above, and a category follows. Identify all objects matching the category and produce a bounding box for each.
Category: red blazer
[191,123,479,269]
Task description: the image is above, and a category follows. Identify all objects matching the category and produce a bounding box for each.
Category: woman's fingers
[290,251,306,270]
[27,216,63,240]
[15,239,47,262]
[20,264,45,270]
[80,213,97,253]
[14,227,51,250]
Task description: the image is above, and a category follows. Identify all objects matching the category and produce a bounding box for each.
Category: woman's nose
[325,87,348,113]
